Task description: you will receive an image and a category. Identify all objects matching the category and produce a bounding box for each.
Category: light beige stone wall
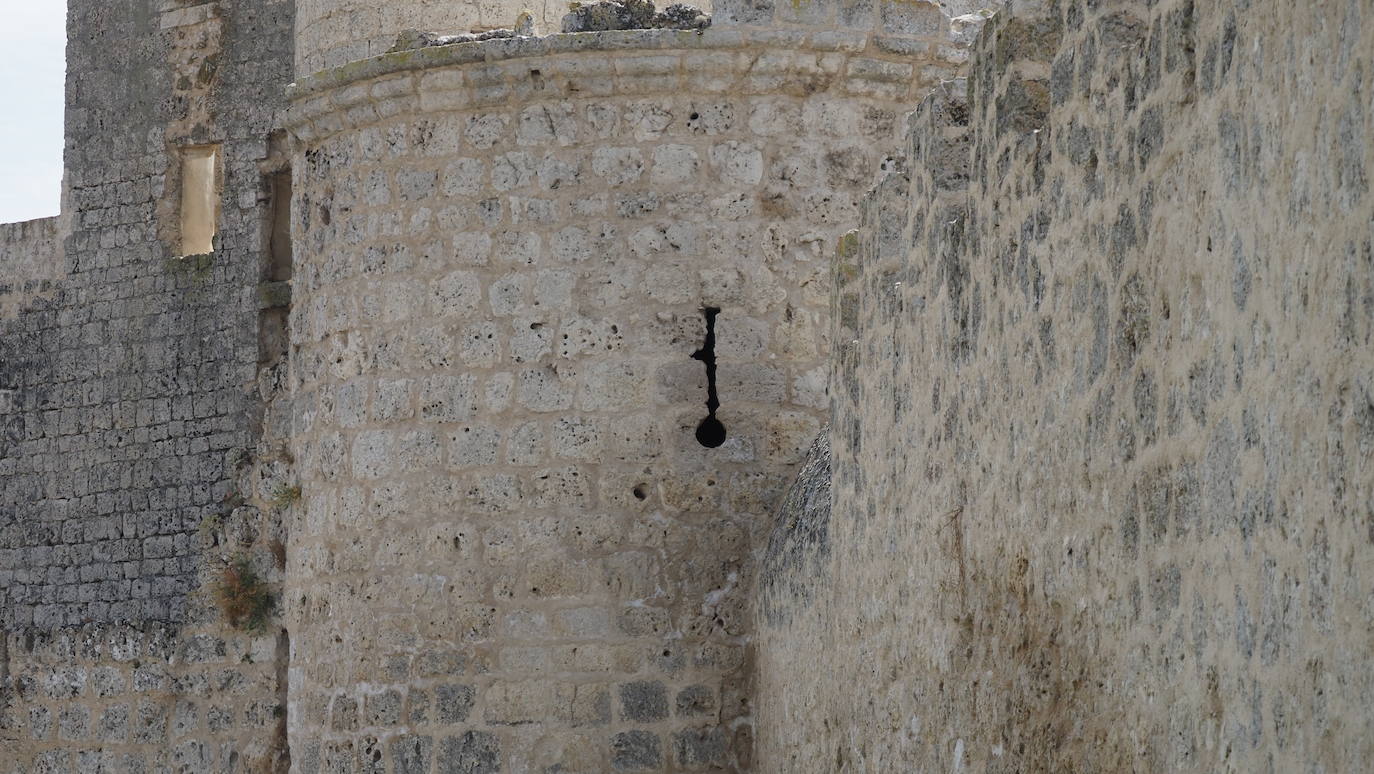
[0,217,61,320]
[283,25,963,772]
[755,0,1374,770]
[293,0,716,77]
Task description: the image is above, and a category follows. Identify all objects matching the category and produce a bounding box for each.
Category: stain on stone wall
[755,0,1374,770]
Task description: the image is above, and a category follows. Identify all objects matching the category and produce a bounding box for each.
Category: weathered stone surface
[5,0,1370,771]
[755,0,1374,771]
[0,0,294,770]
[283,26,959,769]
[561,0,711,33]
[0,218,60,318]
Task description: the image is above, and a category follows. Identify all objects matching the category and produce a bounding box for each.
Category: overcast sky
[0,2,67,224]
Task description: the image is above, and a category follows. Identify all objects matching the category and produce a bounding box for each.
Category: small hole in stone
[689,112,700,120]
[632,485,647,500]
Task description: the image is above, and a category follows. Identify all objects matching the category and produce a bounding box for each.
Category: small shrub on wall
[212,556,276,632]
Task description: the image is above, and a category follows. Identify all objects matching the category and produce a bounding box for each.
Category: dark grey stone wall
[0,0,294,632]
[1,2,297,769]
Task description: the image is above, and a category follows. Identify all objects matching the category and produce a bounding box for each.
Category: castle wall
[293,0,717,78]
[1,1,296,770]
[0,217,61,319]
[755,0,1374,770]
[282,24,960,772]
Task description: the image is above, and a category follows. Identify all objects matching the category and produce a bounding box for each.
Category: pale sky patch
[0,2,67,224]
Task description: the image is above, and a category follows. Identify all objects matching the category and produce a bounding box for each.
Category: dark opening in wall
[258,166,292,366]
[267,171,293,282]
[692,307,727,448]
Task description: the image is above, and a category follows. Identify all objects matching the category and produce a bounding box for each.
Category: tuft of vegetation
[270,483,301,508]
[212,557,275,633]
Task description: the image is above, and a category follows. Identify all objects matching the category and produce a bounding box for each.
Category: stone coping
[287,26,963,100]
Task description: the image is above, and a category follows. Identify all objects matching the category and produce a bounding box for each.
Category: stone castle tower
[280,0,972,767]
[1,0,983,770]
[3,0,1373,772]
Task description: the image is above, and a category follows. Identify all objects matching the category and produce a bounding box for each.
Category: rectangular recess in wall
[179,145,220,256]
[267,170,293,281]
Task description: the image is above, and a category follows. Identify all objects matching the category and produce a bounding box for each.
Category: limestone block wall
[2,624,287,772]
[283,24,960,772]
[0,218,62,320]
[293,0,719,78]
[2,0,296,770]
[755,0,1374,771]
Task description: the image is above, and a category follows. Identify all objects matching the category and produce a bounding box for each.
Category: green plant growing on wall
[212,557,275,633]
[270,483,301,509]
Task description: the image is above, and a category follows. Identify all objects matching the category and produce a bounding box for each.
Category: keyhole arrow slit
[692,307,727,448]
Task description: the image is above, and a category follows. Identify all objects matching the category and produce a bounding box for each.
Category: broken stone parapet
[389,28,524,54]
[561,0,712,33]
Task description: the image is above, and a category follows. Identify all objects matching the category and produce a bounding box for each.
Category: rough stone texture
[757,434,830,627]
[1,625,288,772]
[1,0,295,770]
[0,0,293,635]
[283,23,963,770]
[7,0,1372,770]
[560,1,711,33]
[755,0,1374,771]
[713,0,994,47]
[295,0,718,77]
[0,218,62,320]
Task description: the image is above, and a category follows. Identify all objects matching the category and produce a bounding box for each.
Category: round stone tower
[283,1,969,769]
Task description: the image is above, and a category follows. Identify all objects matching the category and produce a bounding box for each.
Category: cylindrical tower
[283,4,966,769]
